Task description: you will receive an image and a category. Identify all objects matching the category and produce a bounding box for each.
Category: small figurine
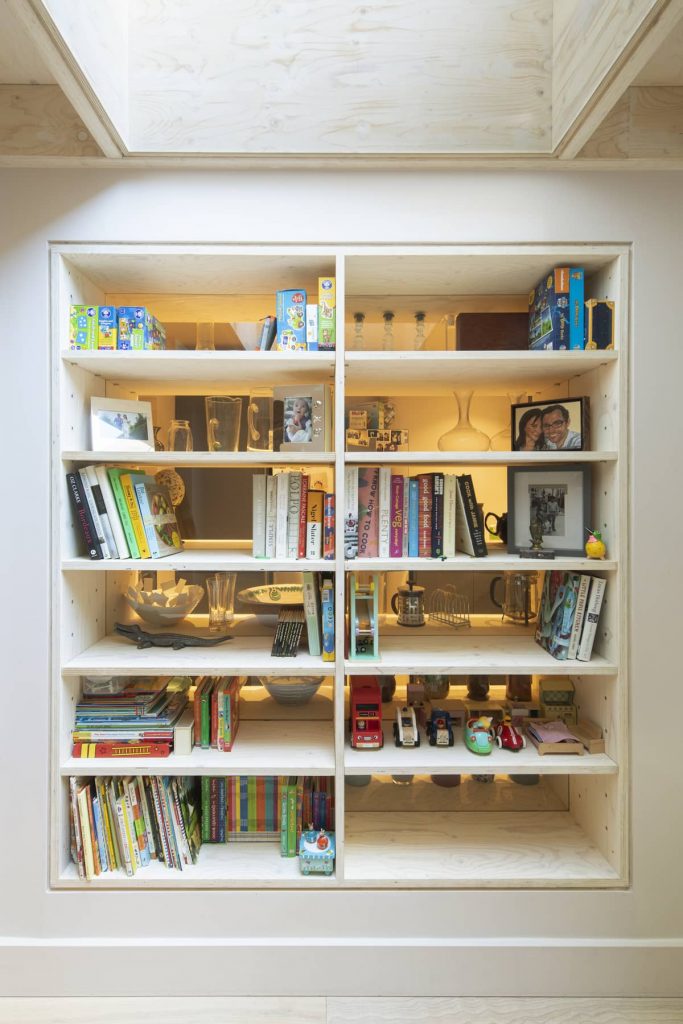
[494,715,526,751]
[529,513,544,551]
[464,715,494,755]
[393,705,420,748]
[426,709,454,747]
[585,528,607,559]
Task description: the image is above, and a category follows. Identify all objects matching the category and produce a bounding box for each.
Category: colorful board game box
[70,305,97,350]
[97,306,118,350]
[568,268,585,349]
[584,299,615,350]
[117,307,166,350]
[276,289,307,350]
[318,277,336,350]
[528,268,570,350]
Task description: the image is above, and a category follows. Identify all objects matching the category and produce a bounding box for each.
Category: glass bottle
[168,419,193,451]
[490,391,526,452]
[413,311,426,350]
[437,390,490,452]
[352,312,366,351]
[382,310,395,351]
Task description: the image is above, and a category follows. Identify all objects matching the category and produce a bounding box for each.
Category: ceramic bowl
[125,584,204,627]
[259,676,325,706]
[231,322,263,351]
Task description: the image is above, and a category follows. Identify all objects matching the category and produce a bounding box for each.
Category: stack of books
[535,571,607,661]
[67,465,182,561]
[344,467,486,560]
[252,472,334,560]
[71,678,189,757]
[69,775,200,880]
[192,677,241,752]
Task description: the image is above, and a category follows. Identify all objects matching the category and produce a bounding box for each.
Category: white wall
[0,168,682,996]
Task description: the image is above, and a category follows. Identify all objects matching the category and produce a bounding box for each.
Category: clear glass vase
[437,390,490,452]
[490,391,525,452]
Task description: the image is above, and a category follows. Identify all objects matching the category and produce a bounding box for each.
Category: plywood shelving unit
[51,243,628,889]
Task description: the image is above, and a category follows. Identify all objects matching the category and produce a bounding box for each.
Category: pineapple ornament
[585,528,607,560]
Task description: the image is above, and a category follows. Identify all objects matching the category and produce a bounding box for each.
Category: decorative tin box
[298,828,335,875]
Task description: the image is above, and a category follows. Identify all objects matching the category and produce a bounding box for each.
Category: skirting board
[0,942,683,997]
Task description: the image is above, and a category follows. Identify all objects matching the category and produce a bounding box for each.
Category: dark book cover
[66,471,101,559]
[455,474,487,557]
[431,472,445,557]
[417,474,433,558]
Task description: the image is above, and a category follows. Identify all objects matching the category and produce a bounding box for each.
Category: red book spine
[323,493,335,559]
[417,474,433,557]
[71,741,171,758]
[390,476,404,557]
[298,475,309,558]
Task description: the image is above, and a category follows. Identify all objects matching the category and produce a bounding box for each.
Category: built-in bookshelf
[52,243,627,889]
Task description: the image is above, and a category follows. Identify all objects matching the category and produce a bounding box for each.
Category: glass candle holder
[206,572,236,632]
[196,322,215,351]
[167,419,193,452]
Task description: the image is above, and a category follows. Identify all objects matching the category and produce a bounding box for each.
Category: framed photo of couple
[511,397,590,452]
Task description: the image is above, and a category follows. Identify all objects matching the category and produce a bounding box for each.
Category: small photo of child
[284,396,312,443]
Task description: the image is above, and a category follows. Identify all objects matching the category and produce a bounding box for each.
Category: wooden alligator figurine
[115,623,233,650]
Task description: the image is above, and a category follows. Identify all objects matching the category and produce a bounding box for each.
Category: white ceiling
[0,1,54,84]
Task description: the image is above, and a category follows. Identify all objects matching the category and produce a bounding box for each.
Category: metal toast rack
[428,585,471,630]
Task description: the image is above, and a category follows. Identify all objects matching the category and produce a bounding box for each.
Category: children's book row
[345,467,486,560]
[535,571,606,662]
[68,774,334,880]
[67,465,182,560]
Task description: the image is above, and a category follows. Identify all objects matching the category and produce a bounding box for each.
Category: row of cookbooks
[536,571,607,662]
[201,775,334,855]
[71,676,190,758]
[344,467,486,559]
[69,774,200,880]
[252,470,335,560]
[67,464,182,560]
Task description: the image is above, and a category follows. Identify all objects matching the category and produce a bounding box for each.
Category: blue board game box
[528,268,570,350]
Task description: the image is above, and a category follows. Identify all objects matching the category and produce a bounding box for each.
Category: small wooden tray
[526,730,584,756]
[572,719,605,754]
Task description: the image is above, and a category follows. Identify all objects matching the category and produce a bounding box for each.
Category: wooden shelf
[344,721,616,776]
[346,552,617,571]
[62,451,335,467]
[62,721,335,777]
[62,548,332,572]
[343,811,621,886]
[344,634,616,675]
[345,450,617,464]
[344,350,618,396]
[63,634,328,676]
[62,350,335,387]
[57,842,335,888]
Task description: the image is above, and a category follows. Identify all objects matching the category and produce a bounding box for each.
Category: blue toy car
[426,708,454,747]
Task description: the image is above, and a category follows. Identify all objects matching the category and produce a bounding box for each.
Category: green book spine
[200,681,213,749]
[107,467,140,558]
[287,777,297,857]
[248,777,257,833]
[280,779,288,857]
[201,776,210,842]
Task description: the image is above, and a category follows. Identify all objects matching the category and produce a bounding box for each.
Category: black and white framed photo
[90,396,155,452]
[507,464,592,555]
[511,397,590,452]
[274,384,332,452]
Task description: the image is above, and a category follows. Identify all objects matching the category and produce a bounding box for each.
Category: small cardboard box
[97,306,118,350]
[70,305,97,350]
[318,276,336,350]
[276,288,307,350]
[117,306,166,350]
[528,267,570,350]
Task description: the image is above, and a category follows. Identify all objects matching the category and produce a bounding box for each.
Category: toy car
[426,708,454,747]
[495,715,526,751]
[298,828,335,876]
[464,715,494,755]
[393,705,420,747]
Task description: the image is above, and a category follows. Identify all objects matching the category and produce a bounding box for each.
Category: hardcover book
[357,466,380,558]
[454,474,487,557]
[133,477,183,558]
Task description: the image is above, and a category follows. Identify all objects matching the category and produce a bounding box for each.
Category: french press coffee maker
[490,571,539,626]
[390,574,426,627]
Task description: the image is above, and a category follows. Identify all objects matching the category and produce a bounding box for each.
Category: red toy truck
[349,677,383,749]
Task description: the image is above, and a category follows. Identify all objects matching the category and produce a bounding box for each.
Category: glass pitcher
[247,388,273,452]
[205,396,242,452]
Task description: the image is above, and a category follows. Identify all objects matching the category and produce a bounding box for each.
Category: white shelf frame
[50,241,629,891]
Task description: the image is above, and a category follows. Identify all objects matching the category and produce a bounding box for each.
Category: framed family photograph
[511,396,590,452]
[90,396,155,452]
[274,384,332,453]
[507,464,592,556]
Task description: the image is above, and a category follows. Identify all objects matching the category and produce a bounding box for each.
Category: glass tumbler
[196,322,215,351]
[205,396,242,452]
[167,419,193,452]
[205,572,237,632]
